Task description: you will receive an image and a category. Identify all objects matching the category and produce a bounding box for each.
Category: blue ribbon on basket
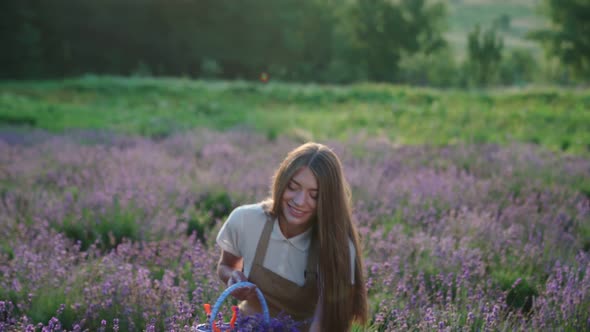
[196,281,270,331]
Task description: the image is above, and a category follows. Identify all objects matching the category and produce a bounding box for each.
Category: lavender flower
[0,130,588,331]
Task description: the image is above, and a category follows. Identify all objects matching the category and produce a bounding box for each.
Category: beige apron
[239,214,319,331]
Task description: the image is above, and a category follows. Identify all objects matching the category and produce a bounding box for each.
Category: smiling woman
[215,142,368,332]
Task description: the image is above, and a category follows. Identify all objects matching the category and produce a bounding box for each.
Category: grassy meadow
[1,76,589,153]
[0,76,589,331]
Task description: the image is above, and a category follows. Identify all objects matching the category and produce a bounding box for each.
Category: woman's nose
[293,191,305,205]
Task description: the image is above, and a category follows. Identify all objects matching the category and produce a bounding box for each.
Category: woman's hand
[227,270,256,301]
[217,250,256,301]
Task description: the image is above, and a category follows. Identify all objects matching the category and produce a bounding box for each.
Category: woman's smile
[286,201,309,218]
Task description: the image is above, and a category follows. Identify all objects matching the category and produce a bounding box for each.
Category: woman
[216,142,367,331]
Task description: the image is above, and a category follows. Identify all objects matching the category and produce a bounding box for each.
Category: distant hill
[445,0,547,58]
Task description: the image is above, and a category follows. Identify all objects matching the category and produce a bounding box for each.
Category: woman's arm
[217,249,255,300]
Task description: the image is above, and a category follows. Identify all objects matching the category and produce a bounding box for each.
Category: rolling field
[0,77,589,331]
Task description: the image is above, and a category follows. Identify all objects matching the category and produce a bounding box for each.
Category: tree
[529,0,590,78]
[349,0,446,82]
[465,25,503,86]
[0,0,44,78]
[499,49,538,86]
[398,47,459,87]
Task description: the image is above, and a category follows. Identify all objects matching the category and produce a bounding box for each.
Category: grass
[0,76,589,155]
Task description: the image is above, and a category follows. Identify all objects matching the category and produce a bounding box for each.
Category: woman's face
[280,166,318,238]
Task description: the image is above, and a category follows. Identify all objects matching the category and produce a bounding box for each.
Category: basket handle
[209,281,270,329]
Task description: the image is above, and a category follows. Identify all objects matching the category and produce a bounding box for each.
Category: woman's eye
[287,183,297,190]
[310,193,318,200]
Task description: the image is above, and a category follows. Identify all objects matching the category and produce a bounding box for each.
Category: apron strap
[253,212,318,284]
[253,213,274,266]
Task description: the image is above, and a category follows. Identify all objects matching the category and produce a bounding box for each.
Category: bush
[398,48,460,87]
[56,196,141,251]
[179,191,236,242]
[200,58,222,79]
[492,269,538,312]
[499,49,538,86]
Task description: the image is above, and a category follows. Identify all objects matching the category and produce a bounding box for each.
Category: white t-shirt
[216,203,356,287]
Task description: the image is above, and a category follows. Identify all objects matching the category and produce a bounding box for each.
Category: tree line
[1,0,588,86]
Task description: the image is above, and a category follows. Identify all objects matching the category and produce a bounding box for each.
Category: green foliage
[465,25,504,86]
[499,49,538,86]
[445,0,543,63]
[200,58,223,79]
[0,0,559,87]
[0,0,44,79]
[0,114,37,127]
[1,243,14,261]
[138,118,183,140]
[492,270,538,312]
[57,196,141,251]
[529,0,590,79]
[197,191,234,219]
[28,288,78,328]
[577,220,590,252]
[0,286,78,329]
[493,14,512,32]
[181,206,211,242]
[0,0,590,87]
[0,0,342,82]
[180,191,236,242]
[349,0,447,82]
[398,47,461,87]
[0,0,455,85]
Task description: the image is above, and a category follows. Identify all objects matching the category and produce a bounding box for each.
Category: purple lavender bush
[0,130,589,331]
[234,312,302,332]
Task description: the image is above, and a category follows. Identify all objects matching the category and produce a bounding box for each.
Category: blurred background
[1,0,588,86]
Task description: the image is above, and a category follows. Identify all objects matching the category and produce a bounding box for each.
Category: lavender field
[0,128,589,331]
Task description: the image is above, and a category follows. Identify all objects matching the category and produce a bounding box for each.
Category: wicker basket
[193,281,270,332]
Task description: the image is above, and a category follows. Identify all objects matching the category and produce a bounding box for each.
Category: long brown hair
[262,142,368,331]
